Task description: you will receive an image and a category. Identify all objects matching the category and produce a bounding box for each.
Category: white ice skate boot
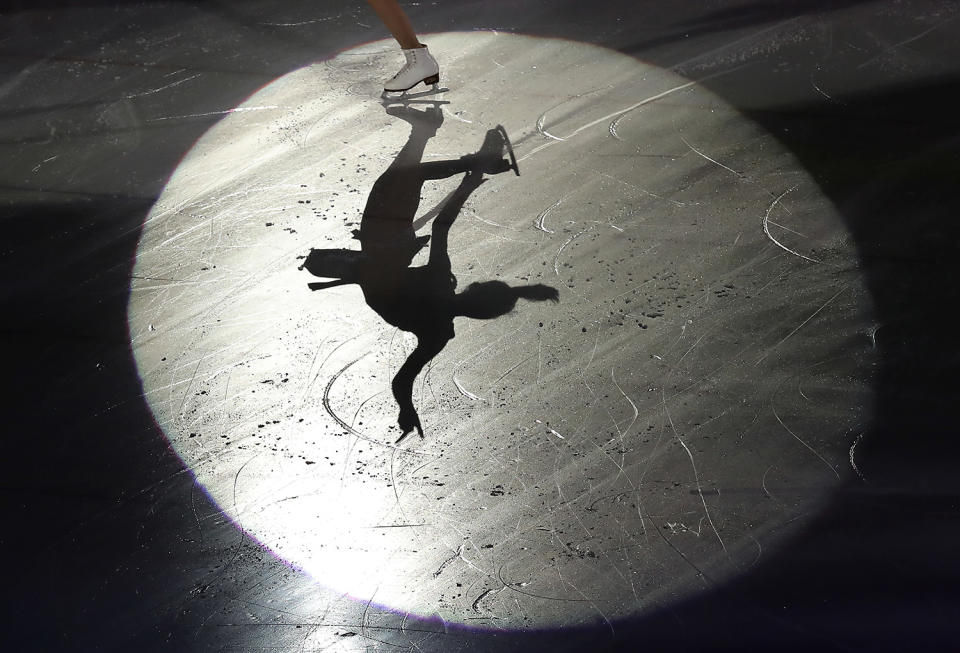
[383,44,439,93]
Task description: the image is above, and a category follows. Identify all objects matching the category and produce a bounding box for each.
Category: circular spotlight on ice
[129,33,875,629]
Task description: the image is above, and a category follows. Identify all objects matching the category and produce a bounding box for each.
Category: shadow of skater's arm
[392,332,452,442]
[308,279,355,291]
[513,283,560,303]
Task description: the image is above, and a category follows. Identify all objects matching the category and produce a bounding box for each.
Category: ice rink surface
[3,1,960,651]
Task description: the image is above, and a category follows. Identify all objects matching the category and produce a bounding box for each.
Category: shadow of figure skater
[300,104,558,442]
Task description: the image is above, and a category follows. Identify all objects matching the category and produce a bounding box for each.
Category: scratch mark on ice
[519,73,742,162]
[856,19,956,70]
[535,198,563,233]
[611,367,639,438]
[762,186,820,263]
[663,392,728,556]
[453,375,483,401]
[263,17,335,26]
[535,112,566,142]
[324,355,436,455]
[176,355,205,420]
[849,432,866,483]
[125,73,201,98]
[599,171,689,207]
[535,419,564,439]
[755,286,846,366]
[32,155,58,172]
[811,77,838,103]
[773,406,840,480]
[761,464,775,499]
[680,135,742,177]
[554,227,591,274]
[148,105,280,122]
[352,390,386,427]
[442,106,473,124]
[491,354,533,386]
[433,544,465,578]
[472,586,505,613]
[608,113,625,141]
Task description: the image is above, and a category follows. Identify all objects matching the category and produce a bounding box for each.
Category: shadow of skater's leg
[416,159,474,180]
[367,119,504,225]
[428,173,485,272]
[361,113,505,251]
[362,122,471,238]
[363,125,433,229]
[417,126,513,181]
[392,331,451,440]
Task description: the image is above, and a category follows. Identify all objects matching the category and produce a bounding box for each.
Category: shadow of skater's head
[452,281,560,319]
[298,247,364,282]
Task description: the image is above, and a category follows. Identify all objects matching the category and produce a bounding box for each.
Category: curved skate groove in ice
[608,92,670,144]
[762,186,822,263]
[554,226,592,276]
[519,78,704,163]
[351,390,388,427]
[849,432,867,483]
[129,32,876,629]
[534,197,565,234]
[452,375,483,402]
[451,321,533,403]
[535,110,566,142]
[322,355,373,438]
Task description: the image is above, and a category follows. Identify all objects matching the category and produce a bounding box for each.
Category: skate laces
[390,51,419,81]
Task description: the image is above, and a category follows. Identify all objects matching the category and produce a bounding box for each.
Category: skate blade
[380,84,450,104]
[495,124,521,177]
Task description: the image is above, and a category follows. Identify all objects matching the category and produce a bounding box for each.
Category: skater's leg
[365,0,420,49]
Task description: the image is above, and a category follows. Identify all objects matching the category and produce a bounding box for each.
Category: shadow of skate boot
[459,126,519,176]
[384,103,444,136]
